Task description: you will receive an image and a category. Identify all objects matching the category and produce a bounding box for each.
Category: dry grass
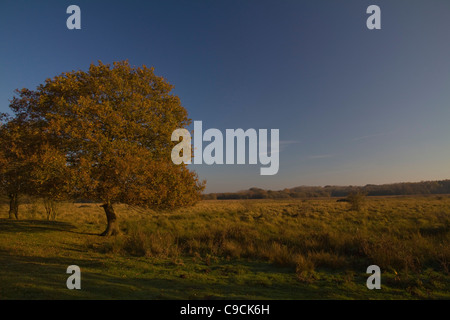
[1,196,449,299]
[3,196,450,275]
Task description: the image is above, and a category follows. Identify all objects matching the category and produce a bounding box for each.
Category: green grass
[0,196,449,299]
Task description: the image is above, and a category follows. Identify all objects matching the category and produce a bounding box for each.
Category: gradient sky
[1,0,449,193]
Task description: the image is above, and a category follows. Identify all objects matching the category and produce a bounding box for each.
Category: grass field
[0,196,449,299]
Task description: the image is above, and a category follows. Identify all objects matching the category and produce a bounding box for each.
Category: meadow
[0,196,449,299]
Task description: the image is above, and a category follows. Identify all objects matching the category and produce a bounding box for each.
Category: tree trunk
[100,202,120,236]
[44,198,57,221]
[8,193,19,220]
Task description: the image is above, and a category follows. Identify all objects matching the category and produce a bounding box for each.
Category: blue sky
[1,0,449,192]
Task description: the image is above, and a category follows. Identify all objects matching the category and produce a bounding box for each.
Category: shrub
[346,192,367,211]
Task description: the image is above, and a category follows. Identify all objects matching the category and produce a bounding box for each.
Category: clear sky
[1,0,449,193]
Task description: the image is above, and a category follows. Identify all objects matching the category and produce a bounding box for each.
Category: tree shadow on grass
[0,249,203,299]
[0,219,76,234]
[0,249,107,299]
[0,245,301,300]
[0,218,99,236]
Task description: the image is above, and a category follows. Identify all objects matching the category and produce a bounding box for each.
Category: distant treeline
[203,180,450,200]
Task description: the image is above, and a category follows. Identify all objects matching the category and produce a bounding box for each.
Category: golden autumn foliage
[0,114,44,219]
[3,61,205,234]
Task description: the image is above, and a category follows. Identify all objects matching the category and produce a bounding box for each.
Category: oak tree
[10,61,205,235]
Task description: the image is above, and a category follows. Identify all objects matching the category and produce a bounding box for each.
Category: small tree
[0,105,70,220]
[346,191,367,211]
[9,61,205,235]
[0,114,38,220]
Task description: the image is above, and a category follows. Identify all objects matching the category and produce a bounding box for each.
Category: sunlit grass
[0,196,449,299]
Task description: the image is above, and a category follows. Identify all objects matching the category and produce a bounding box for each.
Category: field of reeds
[0,196,449,299]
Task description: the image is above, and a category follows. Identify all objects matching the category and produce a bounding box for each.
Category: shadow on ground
[0,249,292,299]
[0,219,99,236]
[0,232,328,300]
[0,219,76,233]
